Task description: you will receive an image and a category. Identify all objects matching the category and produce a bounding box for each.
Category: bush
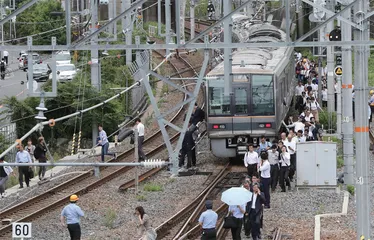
[136,194,147,202]
[143,183,163,192]
[337,156,344,168]
[319,111,337,132]
[103,208,117,229]
[347,185,355,196]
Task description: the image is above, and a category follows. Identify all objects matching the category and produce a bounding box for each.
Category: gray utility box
[296,141,337,187]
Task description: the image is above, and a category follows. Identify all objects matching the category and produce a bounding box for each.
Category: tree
[14,0,66,45]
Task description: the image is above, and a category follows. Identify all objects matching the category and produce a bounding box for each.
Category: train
[205,14,295,159]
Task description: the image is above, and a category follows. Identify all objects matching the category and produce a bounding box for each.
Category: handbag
[28,168,34,178]
[130,133,135,144]
[223,216,237,229]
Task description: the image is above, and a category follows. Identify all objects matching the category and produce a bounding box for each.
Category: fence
[0,123,17,161]
[129,50,149,112]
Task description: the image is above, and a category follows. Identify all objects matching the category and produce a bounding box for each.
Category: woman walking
[34,137,48,180]
[135,206,157,240]
[0,156,13,198]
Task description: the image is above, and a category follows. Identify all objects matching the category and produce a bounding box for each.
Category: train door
[232,84,252,135]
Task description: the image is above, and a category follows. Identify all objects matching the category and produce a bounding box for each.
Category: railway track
[155,165,246,240]
[0,49,202,238]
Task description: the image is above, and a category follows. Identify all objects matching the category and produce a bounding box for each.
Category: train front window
[251,75,275,115]
[208,80,231,115]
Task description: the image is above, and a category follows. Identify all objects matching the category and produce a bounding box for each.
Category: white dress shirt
[137,122,145,137]
[243,151,259,167]
[280,152,291,167]
[295,85,304,96]
[251,193,257,209]
[259,160,270,178]
[267,150,279,165]
[283,140,296,154]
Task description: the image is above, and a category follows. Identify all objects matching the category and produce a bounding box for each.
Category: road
[0,50,46,125]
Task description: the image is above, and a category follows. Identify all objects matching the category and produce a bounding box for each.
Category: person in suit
[246,183,265,240]
[191,103,205,125]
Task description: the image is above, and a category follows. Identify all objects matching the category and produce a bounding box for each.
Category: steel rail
[0,55,189,238]
[155,164,230,240]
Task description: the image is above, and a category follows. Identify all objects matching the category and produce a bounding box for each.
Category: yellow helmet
[70,194,79,202]
[370,90,374,95]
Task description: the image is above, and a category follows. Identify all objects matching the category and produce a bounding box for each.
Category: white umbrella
[221,187,253,206]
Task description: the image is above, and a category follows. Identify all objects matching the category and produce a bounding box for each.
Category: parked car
[26,63,51,82]
[55,51,71,65]
[19,53,42,71]
[49,64,77,82]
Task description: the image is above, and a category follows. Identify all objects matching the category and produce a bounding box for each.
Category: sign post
[12,222,32,239]
[334,66,343,76]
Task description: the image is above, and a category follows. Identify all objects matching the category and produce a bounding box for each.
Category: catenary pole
[90,0,100,147]
[124,0,132,65]
[341,4,354,185]
[190,0,195,40]
[165,0,171,56]
[223,0,232,96]
[353,0,371,239]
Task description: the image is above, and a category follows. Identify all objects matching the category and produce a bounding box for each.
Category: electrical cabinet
[296,142,337,187]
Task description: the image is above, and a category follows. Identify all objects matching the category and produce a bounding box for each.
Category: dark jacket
[182,129,195,151]
[34,144,47,162]
[246,192,265,216]
[191,107,205,125]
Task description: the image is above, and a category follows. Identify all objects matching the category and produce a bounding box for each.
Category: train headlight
[212,124,226,129]
[238,137,243,143]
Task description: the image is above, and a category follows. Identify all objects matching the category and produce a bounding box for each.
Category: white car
[49,64,77,82]
[55,51,71,65]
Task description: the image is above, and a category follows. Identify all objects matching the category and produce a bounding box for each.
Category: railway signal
[329,28,342,41]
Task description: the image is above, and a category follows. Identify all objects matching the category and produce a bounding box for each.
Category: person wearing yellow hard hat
[61,194,84,240]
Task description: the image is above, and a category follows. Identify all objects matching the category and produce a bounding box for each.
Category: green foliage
[103,208,117,229]
[347,185,355,196]
[186,0,209,18]
[319,111,337,131]
[337,156,344,169]
[14,0,66,45]
[136,194,147,202]
[143,183,163,192]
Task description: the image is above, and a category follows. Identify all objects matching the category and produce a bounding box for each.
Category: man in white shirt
[259,151,270,208]
[321,86,328,108]
[3,50,8,65]
[243,144,259,177]
[287,117,305,135]
[267,145,279,192]
[283,134,296,182]
[134,118,145,160]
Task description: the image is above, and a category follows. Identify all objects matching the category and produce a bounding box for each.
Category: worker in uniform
[61,194,85,240]
[198,200,218,240]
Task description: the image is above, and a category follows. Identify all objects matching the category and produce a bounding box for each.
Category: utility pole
[165,0,171,56]
[353,0,371,238]
[336,75,342,136]
[341,3,354,185]
[326,1,335,132]
[91,0,100,146]
[223,0,232,96]
[190,0,195,40]
[123,0,132,65]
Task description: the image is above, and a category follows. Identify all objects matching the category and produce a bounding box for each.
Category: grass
[337,155,344,169]
[347,185,355,196]
[103,208,117,229]
[136,194,147,202]
[6,174,19,189]
[143,183,163,192]
[144,114,154,128]
[161,84,169,95]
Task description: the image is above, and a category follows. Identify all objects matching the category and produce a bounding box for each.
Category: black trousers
[249,209,261,240]
[201,228,216,240]
[261,177,271,207]
[179,148,193,168]
[246,164,257,178]
[192,147,197,167]
[289,154,296,180]
[270,164,279,190]
[322,101,327,108]
[230,217,243,240]
[18,166,30,187]
[138,136,145,160]
[279,166,290,191]
[67,223,81,240]
[4,56,8,65]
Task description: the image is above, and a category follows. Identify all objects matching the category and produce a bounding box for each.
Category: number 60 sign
[12,222,32,238]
